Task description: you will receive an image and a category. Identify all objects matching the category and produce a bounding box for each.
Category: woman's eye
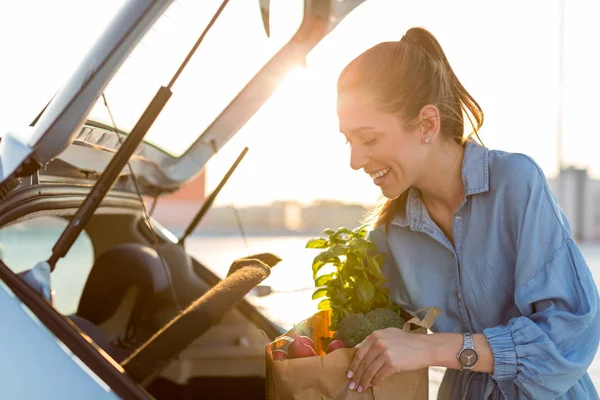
[364,138,378,146]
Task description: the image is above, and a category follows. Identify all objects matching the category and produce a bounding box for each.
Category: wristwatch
[457,332,478,370]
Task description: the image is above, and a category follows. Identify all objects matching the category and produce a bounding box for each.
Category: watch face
[460,349,478,367]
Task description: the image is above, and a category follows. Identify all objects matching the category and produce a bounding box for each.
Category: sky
[2,0,600,207]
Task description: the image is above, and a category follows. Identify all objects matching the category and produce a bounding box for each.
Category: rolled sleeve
[483,240,600,398]
[484,325,518,380]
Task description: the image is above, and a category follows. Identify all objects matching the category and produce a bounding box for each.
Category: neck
[415,140,465,213]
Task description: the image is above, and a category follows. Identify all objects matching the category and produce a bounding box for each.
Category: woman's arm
[346,329,494,392]
[348,239,600,397]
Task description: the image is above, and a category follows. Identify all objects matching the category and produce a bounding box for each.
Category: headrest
[77,243,169,325]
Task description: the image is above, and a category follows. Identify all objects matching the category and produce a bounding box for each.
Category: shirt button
[456,291,461,301]
[455,213,463,220]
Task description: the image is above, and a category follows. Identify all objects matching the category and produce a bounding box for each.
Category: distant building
[301,200,368,232]
[549,166,600,242]
[195,200,369,235]
[151,170,206,231]
[144,168,374,235]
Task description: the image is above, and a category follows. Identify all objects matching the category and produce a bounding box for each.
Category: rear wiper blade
[178,146,248,245]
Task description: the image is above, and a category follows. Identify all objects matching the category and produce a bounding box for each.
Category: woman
[338,27,600,399]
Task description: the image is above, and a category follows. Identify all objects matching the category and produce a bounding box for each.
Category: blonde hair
[338,27,484,232]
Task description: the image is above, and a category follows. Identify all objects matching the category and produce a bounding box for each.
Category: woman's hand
[346,327,433,392]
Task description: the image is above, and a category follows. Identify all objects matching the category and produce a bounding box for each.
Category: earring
[424,133,433,144]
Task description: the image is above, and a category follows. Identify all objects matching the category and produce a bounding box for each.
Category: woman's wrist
[427,332,463,369]
[425,332,494,373]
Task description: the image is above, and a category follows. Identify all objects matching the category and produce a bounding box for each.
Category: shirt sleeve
[483,155,600,399]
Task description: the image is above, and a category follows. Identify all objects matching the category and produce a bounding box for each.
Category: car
[0,0,364,398]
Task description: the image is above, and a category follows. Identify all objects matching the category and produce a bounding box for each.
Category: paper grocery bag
[266,307,441,400]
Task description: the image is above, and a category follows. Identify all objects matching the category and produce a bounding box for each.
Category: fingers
[349,342,381,392]
[355,356,386,393]
[347,338,373,381]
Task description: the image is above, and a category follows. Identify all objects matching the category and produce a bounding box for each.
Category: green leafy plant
[306,225,401,331]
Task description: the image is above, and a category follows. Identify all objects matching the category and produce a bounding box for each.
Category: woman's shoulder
[486,147,568,229]
[366,225,389,246]
[487,147,551,193]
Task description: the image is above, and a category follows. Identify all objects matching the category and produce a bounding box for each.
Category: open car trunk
[0,1,365,399]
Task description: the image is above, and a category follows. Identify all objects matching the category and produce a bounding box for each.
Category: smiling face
[337,89,431,199]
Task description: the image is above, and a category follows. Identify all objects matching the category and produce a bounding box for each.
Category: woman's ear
[418,104,440,143]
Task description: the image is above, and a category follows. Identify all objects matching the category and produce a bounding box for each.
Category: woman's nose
[350,145,368,171]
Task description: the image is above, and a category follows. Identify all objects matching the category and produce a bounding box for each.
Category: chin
[379,177,410,199]
[381,186,404,200]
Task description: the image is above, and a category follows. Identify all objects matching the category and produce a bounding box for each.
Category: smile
[369,168,391,180]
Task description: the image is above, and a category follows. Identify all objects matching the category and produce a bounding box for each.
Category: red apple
[294,333,316,350]
[288,334,317,358]
[272,349,289,361]
[325,339,347,354]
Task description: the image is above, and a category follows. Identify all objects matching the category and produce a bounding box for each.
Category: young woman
[337,27,600,399]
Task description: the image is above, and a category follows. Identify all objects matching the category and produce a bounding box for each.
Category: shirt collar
[462,140,490,196]
[392,140,490,228]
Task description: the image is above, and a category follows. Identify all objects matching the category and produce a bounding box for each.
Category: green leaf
[374,253,386,268]
[353,224,369,238]
[373,292,389,307]
[331,228,354,244]
[339,308,350,321]
[352,237,370,254]
[357,280,375,310]
[315,273,334,287]
[312,245,347,279]
[321,228,335,237]
[330,313,339,331]
[318,298,331,311]
[345,252,360,266]
[312,288,328,300]
[330,288,347,304]
[367,241,377,253]
[312,258,326,279]
[306,238,329,249]
[366,255,385,280]
[341,262,354,282]
[328,244,348,258]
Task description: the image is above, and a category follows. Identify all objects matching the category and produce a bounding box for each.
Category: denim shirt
[368,141,600,399]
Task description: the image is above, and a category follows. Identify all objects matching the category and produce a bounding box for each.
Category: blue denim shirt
[368,141,600,399]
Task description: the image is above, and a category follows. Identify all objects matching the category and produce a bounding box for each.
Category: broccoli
[367,308,405,331]
[333,313,371,348]
[334,308,405,347]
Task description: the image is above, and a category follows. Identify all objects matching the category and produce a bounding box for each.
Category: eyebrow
[341,126,378,135]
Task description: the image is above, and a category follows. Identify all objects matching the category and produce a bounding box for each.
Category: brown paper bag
[266,307,442,400]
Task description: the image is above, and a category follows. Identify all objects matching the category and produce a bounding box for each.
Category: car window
[86,0,305,157]
[0,217,94,315]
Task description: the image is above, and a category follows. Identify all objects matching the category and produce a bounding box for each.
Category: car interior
[0,1,365,398]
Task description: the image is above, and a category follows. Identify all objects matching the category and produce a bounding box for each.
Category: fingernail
[347,370,353,379]
[358,386,363,393]
[349,382,355,390]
